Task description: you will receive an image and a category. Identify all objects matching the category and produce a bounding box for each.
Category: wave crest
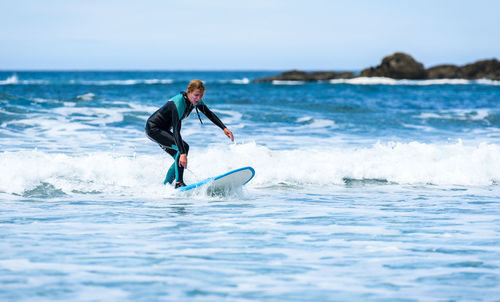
[0,74,19,85]
[329,77,500,86]
[1,141,499,197]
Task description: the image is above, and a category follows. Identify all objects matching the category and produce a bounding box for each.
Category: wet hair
[187,79,205,93]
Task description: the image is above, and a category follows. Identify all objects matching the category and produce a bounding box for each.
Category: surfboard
[177,166,255,194]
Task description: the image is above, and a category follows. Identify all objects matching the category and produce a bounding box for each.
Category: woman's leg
[147,129,189,185]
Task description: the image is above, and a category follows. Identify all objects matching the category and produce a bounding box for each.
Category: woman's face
[187,89,204,105]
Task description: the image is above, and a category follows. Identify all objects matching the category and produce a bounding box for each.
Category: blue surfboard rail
[177,166,255,192]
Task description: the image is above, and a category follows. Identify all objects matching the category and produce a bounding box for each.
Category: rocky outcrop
[253,53,500,82]
[426,59,500,80]
[460,59,500,80]
[426,64,462,79]
[253,70,355,83]
[359,52,427,79]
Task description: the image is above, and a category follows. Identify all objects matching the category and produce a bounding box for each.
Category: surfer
[145,79,234,188]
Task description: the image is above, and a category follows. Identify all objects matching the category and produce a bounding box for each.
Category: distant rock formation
[253,52,500,82]
[253,70,355,83]
[426,64,462,79]
[360,52,427,79]
[460,59,500,80]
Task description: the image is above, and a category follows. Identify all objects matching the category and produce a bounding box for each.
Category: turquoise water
[1,72,500,301]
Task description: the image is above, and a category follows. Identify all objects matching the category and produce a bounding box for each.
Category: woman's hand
[224,128,234,142]
[179,153,187,168]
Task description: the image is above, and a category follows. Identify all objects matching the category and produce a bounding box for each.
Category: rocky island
[254,52,500,82]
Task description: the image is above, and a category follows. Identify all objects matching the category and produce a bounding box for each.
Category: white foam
[0,74,50,85]
[230,77,250,84]
[32,97,61,104]
[296,116,313,123]
[78,79,174,86]
[210,109,243,125]
[76,93,96,101]
[329,77,500,86]
[21,80,51,85]
[272,80,305,85]
[417,79,471,85]
[189,140,500,187]
[52,107,124,125]
[402,123,436,132]
[0,150,169,196]
[118,102,158,114]
[330,77,400,85]
[142,79,174,85]
[0,74,19,85]
[0,103,150,153]
[417,109,491,121]
[476,78,500,86]
[1,141,499,197]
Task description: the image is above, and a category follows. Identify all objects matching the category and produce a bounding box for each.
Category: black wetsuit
[145,91,226,184]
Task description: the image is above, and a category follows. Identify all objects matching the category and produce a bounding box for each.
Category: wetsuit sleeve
[169,102,187,154]
[197,104,227,130]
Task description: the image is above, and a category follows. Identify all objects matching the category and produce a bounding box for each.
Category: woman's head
[187,79,205,93]
[186,79,205,105]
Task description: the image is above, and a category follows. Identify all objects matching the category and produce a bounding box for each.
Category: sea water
[1,71,499,301]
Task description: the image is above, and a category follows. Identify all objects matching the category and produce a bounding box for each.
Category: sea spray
[2,141,499,197]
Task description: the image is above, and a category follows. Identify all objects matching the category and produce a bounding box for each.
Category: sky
[0,0,499,70]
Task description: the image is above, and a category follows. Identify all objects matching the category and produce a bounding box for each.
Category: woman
[145,79,234,188]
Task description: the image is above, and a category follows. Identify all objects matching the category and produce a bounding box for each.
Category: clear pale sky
[1,0,499,70]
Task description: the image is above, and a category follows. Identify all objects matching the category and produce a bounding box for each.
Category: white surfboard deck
[177,167,255,193]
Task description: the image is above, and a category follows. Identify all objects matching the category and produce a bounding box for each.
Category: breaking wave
[1,141,499,198]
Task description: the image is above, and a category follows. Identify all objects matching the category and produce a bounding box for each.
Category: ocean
[1,71,499,301]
